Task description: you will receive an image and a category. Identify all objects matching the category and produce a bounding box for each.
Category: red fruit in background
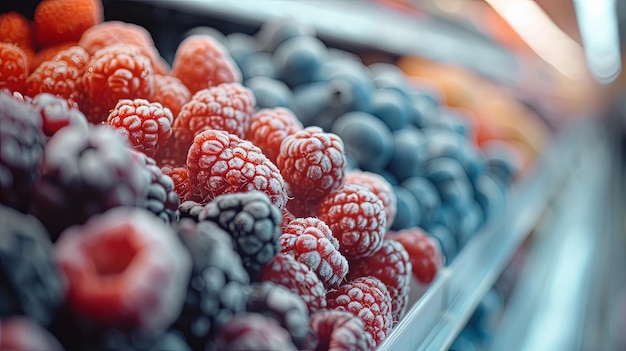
[0,11,35,54]
[0,317,64,351]
[212,313,298,351]
[345,169,397,231]
[387,227,444,285]
[153,74,190,117]
[0,43,29,94]
[309,310,369,351]
[247,107,303,164]
[31,93,88,139]
[33,0,103,47]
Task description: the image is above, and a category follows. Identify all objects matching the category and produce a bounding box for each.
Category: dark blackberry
[131,151,179,225]
[32,125,151,240]
[0,204,65,327]
[173,219,250,350]
[208,313,297,351]
[0,93,45,212]
[198,191,282,281]
[245,281,317,350]
[178,200,204,222]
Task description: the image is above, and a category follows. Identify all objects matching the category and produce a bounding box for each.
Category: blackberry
[178,201,204,222]
[198,191,282,281]
[0,204,65,327]
[245,281,317,350]
[32,125,151,240]
[131,151,179,225]
[173,219,250,350]
[0,93,45,212]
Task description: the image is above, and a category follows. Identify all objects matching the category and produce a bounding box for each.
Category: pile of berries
[0,1,522,350]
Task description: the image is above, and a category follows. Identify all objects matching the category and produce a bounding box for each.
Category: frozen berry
[318,184,386,259]
[55,207,191,333]
[279,217,348,290]
[347,240,412,322]
[81,44,155,123]
[198,191,282,281]
[91,329,192,351]
[369,87,411,131]
[31,93,88,139]
[309,310,369,351]
[246,107,303,164]
[256,17,316,53]
[387,227,444,286]
[0,205,66,326]
[161,165,192,202]
[173,219,249,349]
[326,276,393,348]
[273,35,327,88]
[131,151,179,224]
[210,313,297,351]
[261,253,327,315]
[0,317,64,351]
[174,82,255,139]
[0,12,34,52]
[34,0,103,47]
[280,207,296,233]
[345,169,397,231]
[32,125,151,240]
[186,129,288,209]
[0,93,45,212]
[0,43,29,94]
[245,75,294,110]
[154,126,194,168]
[153,74,191,117]
[177,200,204,222]
[31,42,78,71]
[172,34,241,94]
[106,98,173,158]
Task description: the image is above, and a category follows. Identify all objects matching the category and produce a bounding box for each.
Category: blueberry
[331,111,394,172]
[421,128,466,161]
[369,62,412,92]
[433,204,460,237]
[368,88,411,131]
[425,223,457,263]
[292,82,336,129]
[390,185,420,230]
[424,157,474,210]
[474,174,507,221]
[469,287,503,331]
[312,59,374,112]
[401,176,441,227]
[430,107,473,138]
[273,36,327,88]
[456,201,485,248]
[481,140,522,185]
[460,143,488,183]
[387,128,427,182]
[240,51,276,81]
[245,76,294,110]
[450,328,480,351]
[408,89,441,128]
[256,17,316,53]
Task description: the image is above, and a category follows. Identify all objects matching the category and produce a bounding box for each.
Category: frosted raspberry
[31,93,88,139]
[186,129,288,209]
[0,12,34,52]
[309,310,369,351]
[154,126,195,168]
[212,313,297,351]
[174,82,255,139]
[347,240,412,322]
[34,0,103,47]
[247,107,303,164]
[346,169,397,230]
[261,253,327,315]
[161,166,192,202]
[31,42,78,71]
[279,217,348,289]
[27,46,89,103]
[106,98,174,158]
[280,207,296,233]
[326,276,393,348]
[318,184,387,259]
[387,227,444,287]
[0,43,29,94]
[171,34,241,94]
[153,74,190,117]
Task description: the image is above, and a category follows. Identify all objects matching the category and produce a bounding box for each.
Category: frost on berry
[346,169,397,231]
[247,107,303,164]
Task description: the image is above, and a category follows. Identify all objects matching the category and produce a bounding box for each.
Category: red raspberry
[326,276,393,349]
[153,74,190,117]
[347,240,412,322]
[54,207,191,333]
[261,253,327,315]
[0,317,64,351]
[174,82,255,139]
[247,107,303,164]
[0,43,29,94]
[106,98,174,158]
[79,21,169,75]
[161,166,193,202]
[186,129,288,209]
[81,44,155,123]
[0,12,35,52]
[171,34,241,94]
[213,313,298,351]
[387,227,444,287]
[280,207,296,233]
[346,169,397,230]
[309,310,369,351]
[34,0,103,47]
[279,217,348,289]
[31,93,88,139]
[276,126,347,214]
[31,41,78,71]
[154,126,195,168]
[27,45,89,103]
[318,184,387,259]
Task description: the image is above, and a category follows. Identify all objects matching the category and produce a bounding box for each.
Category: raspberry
[198,191,282,281]
[0,317,64,351]
[245,281,317,350]
[210,313,298,351]
[326,276,393,349]
[387,227,445,287]
[54,207,191,333]
[81,44,155,123]
[279,217,349,290]
[0,205,66,327]
[246,107,303,164]
[173,219,249,349]
[347,240,412,322]
[78,21,169,75]
[32,125,151,240]
[30,93,88,139]
[309,310,369,351]
[154,126,194,168]
[346,169,397,230]
[0,43,29,94]
[153,74,190,117]
[0,93,45,212]
[261,253,327,315]
[31,41,78,71]
[174,82,255,139]
[34,0,103,47]
[27,45,89,103]
[186,129,288,209]
[106,98,174,158]
[276,126,347,212]
[171,34,241,94]
[318,184,387,259]
[0,12,34,52]
[131,151,180,224]
[161,165,193,202]
[280,207,296,233]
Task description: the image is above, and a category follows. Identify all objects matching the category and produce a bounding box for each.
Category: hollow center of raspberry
[86,234,139,276]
